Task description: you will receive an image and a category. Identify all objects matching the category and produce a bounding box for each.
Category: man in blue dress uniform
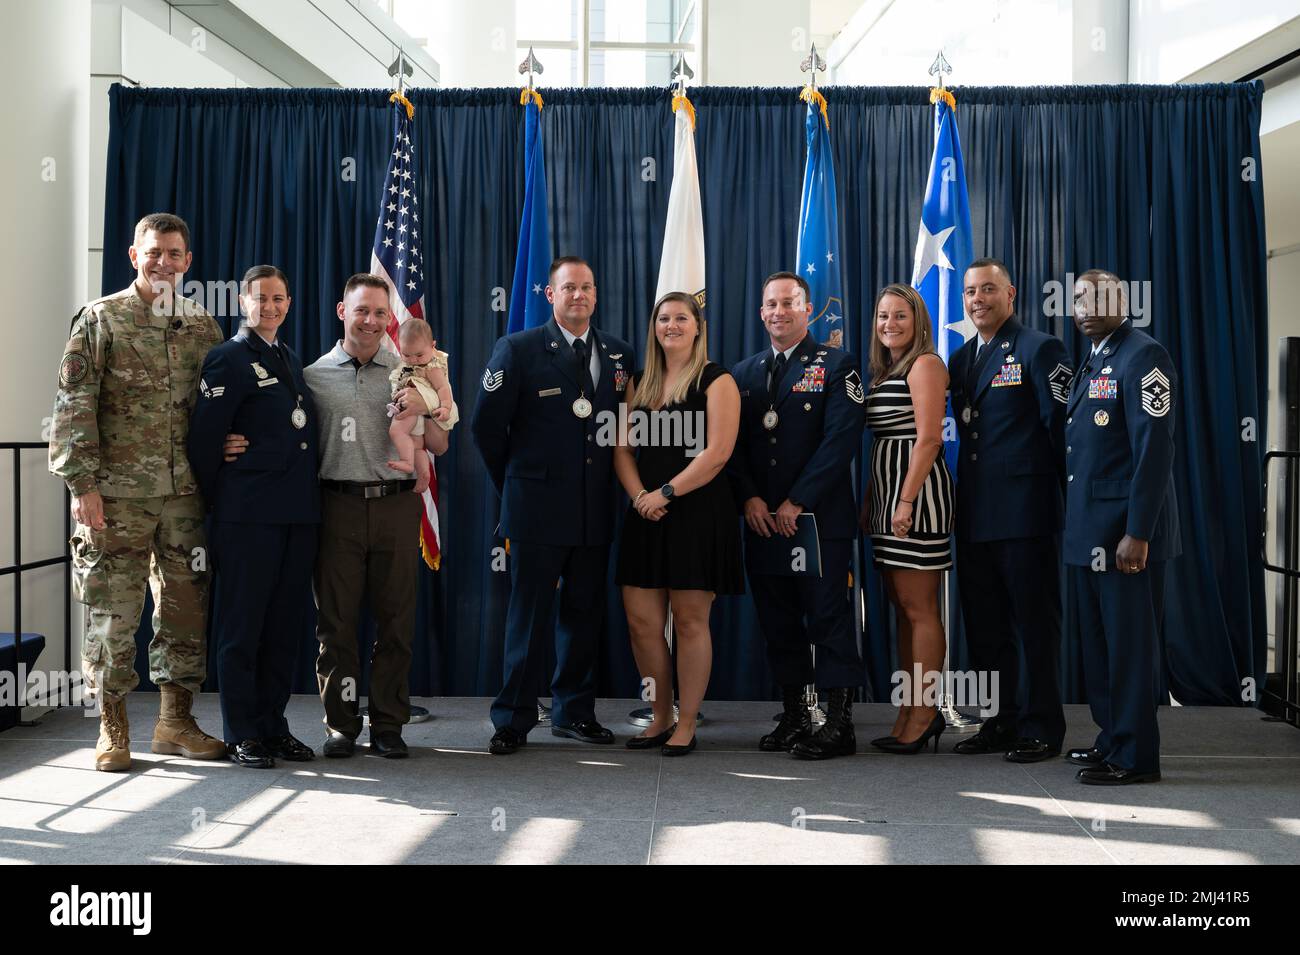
[949,258,1073,762]
[472,257,634,755]
[1064,269,1179,785]
[729,271,866,760]
[188,265,321,767]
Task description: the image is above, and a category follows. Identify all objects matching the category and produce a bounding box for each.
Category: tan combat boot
[95,696,131,772]
[152,684,226,760]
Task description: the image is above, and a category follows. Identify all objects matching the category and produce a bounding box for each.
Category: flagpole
[926,50,980,735]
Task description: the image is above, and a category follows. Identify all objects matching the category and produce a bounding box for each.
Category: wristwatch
[660,483,676,500]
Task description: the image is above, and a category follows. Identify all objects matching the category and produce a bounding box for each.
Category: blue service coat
[187,330,321,525]
[949,317,1073,542]
[471,318,633,547]
[1063,321,1181,566]
[728,334,865,540]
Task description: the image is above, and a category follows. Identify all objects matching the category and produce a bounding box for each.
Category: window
[517,0,705,88]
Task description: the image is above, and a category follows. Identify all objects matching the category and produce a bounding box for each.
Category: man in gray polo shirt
[304,273,450,758]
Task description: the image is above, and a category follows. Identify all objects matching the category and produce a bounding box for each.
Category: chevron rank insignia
[481,368,505,393]
[1140,367,1171,417]
[1048,362,1072,404]
[199,378,225,399]
[845,370,865,405]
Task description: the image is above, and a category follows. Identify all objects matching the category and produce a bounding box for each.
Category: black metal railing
[0,443,72,709]
[1261,449,1300,727]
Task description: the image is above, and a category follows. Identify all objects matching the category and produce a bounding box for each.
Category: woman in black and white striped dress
[860,284,953,754]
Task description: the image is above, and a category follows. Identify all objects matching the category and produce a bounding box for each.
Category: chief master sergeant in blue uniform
[949,258,1073,762]
[188,265,320,768]
[472,256,634,755]
[1064,268,1179,785]
[728,271,866,760]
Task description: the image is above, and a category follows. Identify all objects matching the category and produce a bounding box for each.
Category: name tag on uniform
[538,387,562,397]
[990,363,1022,387]
[1088,377,1118,399]
[257,377,280,387]
[792,367,825,393]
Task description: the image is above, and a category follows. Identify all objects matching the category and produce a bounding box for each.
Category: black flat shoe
[626,724,676,749]
[1078,762,1161,786]
[369,731,409,759]
[265,733,315,762]
[662,735,696,757]
[551,720,615,744]
[489,727,527,755]
[877,715,945,755]
[1004,738,1061,763]
[322,731,355,758]
[227,739,274,769]
[1066,746,1105,767]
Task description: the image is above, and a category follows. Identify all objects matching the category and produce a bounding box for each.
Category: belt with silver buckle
[321,479,415,499]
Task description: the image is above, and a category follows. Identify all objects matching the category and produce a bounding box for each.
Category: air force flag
[795,89,844,349]
[508,89,552,334]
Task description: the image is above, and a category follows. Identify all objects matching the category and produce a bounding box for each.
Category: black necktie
[573,337,595,397]
[769,352,787,403]
[967,341,986,394]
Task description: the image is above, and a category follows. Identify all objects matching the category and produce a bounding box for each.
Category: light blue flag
[508,92,551,334]
[795,92,845,350]
[911,94,975,471]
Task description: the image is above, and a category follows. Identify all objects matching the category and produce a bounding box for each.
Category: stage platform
[1,697,1296,865]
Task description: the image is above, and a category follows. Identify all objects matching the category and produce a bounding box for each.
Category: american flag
[370,91,441,570]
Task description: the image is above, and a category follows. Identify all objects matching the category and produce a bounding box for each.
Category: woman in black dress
[614,292,742,755]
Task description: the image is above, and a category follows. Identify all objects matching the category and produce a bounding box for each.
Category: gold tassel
[929,87,956,110]
[799,86,830,129]
[389,90,415,120]
[671,91,696,130]
[520,88,544,110]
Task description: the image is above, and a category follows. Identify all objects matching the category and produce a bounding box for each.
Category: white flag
[655,94,706,306]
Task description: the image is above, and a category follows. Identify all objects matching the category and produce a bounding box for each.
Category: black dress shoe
[626,725,676,749]
[870,735,898,750]
[265,733,315,762]
[489,727,527,755]
[227,739,275,769]
[370,731,409,759]
[953,731,1012,755]
[1066,746,1105,767]
[1004,738,1061,763]
[662,735,696,757]
[551,719,615,744]
[323,731,355,758]
[1078,762,1161,785]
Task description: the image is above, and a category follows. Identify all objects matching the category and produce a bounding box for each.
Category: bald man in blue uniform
[1063,269,1179,785]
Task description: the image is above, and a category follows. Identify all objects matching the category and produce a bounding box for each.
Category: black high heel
[876,714,944,754]
[870,735,898,750]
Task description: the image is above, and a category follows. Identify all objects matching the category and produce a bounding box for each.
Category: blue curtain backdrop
[103,82,1267,707]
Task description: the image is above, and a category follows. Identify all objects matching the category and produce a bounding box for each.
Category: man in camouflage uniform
[49,213,227,771]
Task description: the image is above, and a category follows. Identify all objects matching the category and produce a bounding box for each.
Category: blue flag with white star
[508,92,551,334]
[795,93,844,350]
[911,95,974,363]
[911,94,974,474]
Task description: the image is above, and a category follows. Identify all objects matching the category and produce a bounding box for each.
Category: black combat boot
[790,688,856,760]
[759,685,813,752]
